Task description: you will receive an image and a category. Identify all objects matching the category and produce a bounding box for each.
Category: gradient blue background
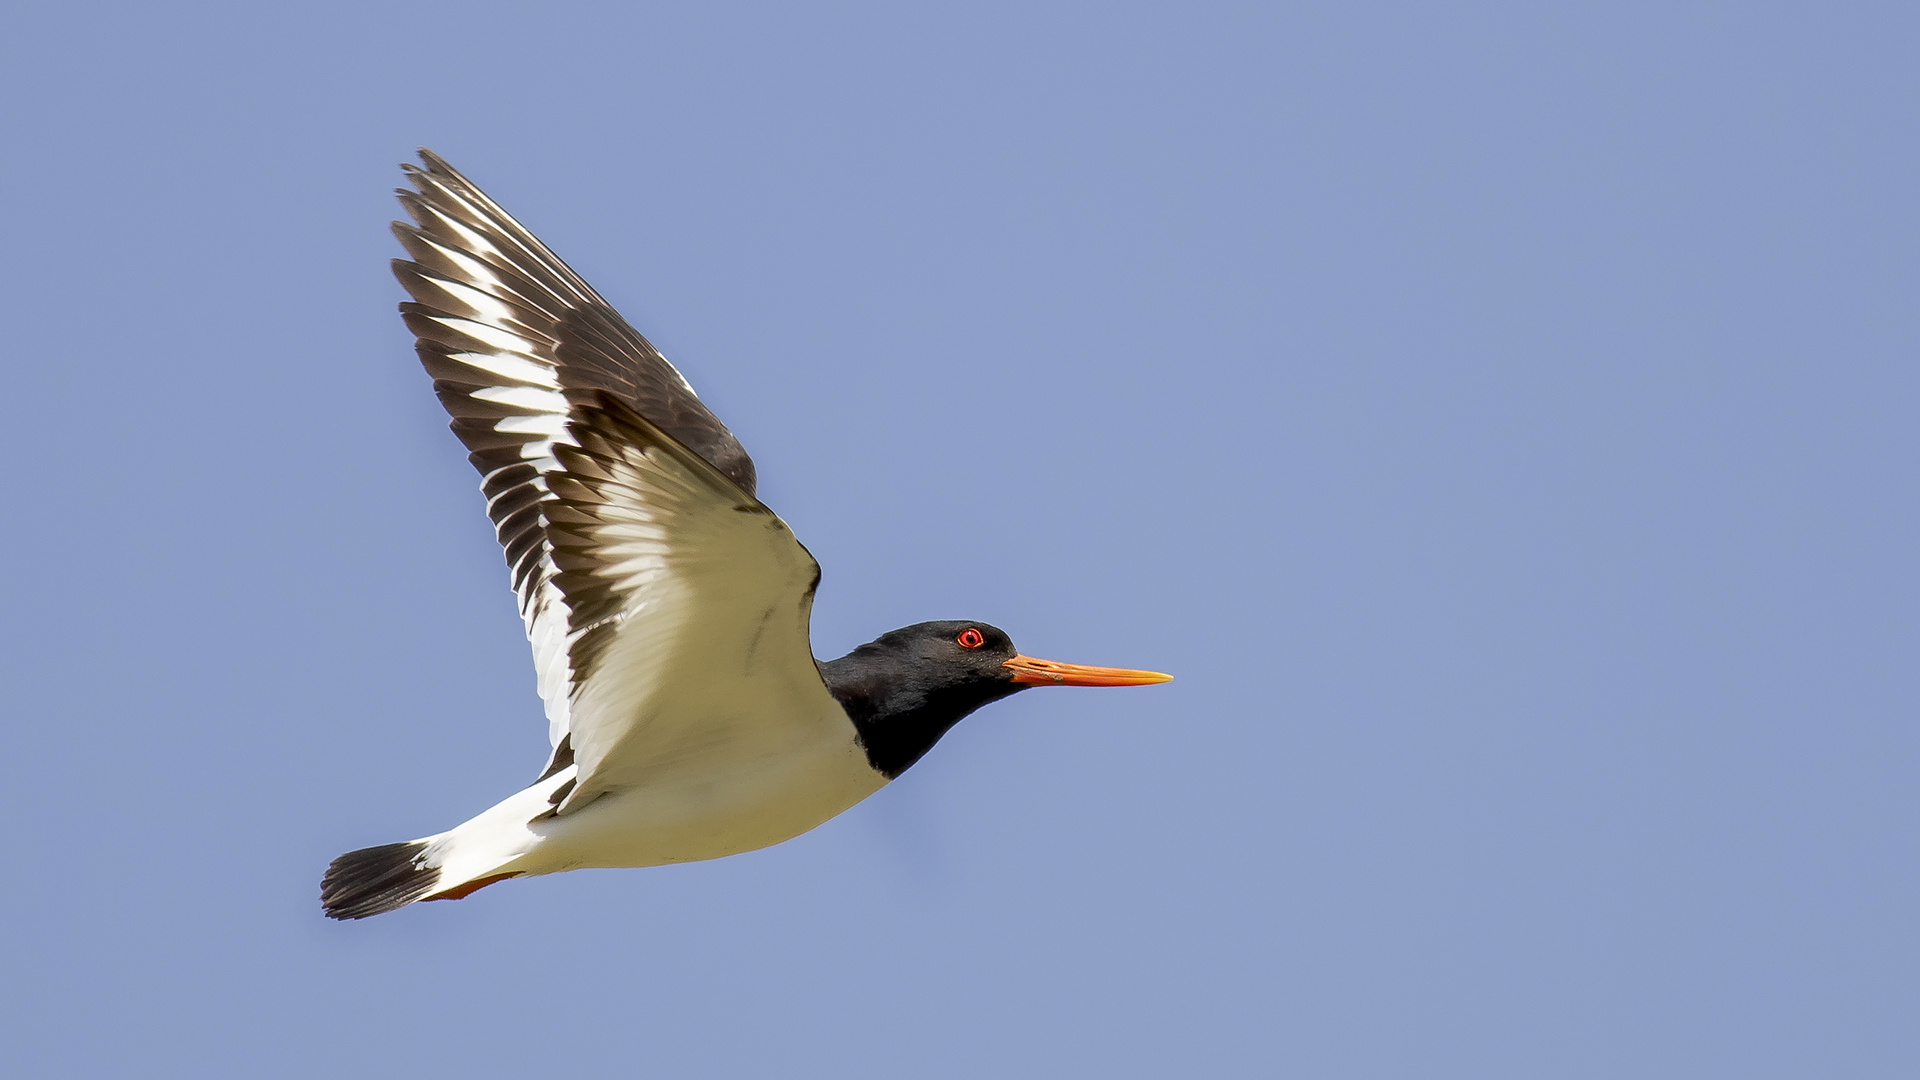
[4,2,1914,1076]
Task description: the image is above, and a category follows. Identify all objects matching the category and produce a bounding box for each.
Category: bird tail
[320,776,564,919]
[320,840,442,920]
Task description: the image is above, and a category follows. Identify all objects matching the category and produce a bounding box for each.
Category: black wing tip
[398,150,468,205]
[402,147,450,175]
[408,148,480,195]
[320,840,440,921]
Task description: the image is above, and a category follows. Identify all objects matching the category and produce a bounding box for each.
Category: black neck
[821,647,1026,779]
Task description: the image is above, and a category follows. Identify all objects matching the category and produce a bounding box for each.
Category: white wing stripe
[444,350,560,389]
[494,414,571,438]
[472,385,569,412]
[429,315,541,356]
[420,275,550,332]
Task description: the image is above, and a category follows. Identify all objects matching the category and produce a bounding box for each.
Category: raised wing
[389,150,764,761]
[546,394,827,811]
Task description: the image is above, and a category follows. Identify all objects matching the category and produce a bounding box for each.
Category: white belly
[420,658,887,890]
[515,724,887,872]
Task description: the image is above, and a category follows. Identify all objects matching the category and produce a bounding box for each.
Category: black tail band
[320,841,441,920]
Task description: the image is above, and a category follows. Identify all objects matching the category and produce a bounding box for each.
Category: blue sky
[3,2,1914,1076]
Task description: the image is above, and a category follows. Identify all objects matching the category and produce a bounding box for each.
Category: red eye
[956,628,985,649]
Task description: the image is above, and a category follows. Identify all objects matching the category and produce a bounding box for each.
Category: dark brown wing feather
[393,148,755,494]
[386,149,760,758]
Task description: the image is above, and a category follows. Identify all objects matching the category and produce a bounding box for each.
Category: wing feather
[543,394,823,811]
[389,149,763,759]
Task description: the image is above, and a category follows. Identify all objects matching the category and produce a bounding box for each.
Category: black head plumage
[821,621,1028,778]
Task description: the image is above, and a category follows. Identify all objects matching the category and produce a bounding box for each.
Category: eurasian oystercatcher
[321,151,1170,920]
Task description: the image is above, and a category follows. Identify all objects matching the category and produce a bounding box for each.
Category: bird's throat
[820,655,1024,779]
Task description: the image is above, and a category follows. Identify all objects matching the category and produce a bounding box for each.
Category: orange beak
[1002,655,1174,687]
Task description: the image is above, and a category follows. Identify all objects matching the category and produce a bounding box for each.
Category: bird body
[415,711,882,891]
[320,152,1168,920]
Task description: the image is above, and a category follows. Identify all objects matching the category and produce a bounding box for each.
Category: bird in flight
[320,150,1171,920]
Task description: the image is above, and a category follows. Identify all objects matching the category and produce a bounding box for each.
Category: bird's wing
[388,150,767,765]
[541,393,828,812]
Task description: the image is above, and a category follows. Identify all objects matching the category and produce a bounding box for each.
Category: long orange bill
[1003,655,1174,687]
